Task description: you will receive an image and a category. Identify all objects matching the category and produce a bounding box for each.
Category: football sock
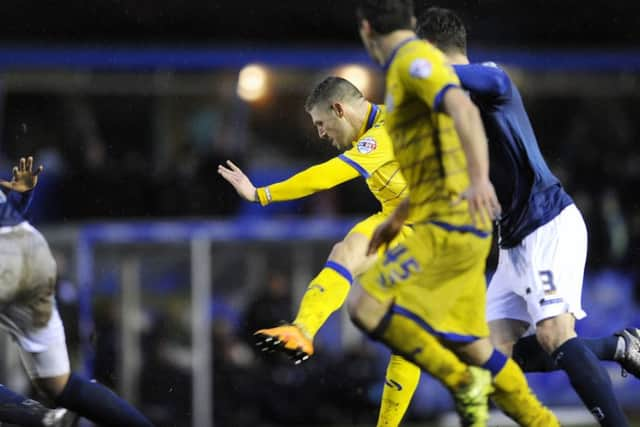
[377,354,420,426]
[512,334,558,372]
[371,306,471,391]
[293,261,352,339]
[486,350,558,426]
[582,335,623,361]
[0,384,51,427]
[552,338,628,427]
[55,373,154,427]
[513,334,623,372]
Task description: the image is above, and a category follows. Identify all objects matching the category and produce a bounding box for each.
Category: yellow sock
[293,261,352,339]
[378,312,471,391]
[377,354,421,427]
[490,355,560,427]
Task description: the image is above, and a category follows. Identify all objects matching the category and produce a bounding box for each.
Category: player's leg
[451,337,558,427]
[255,214,397,362]
[509,205,628,426]
[255,231,370,361]
[377,354,420,427]
[0,383,70,427]
[17,226,154,427]
[348,229,493,426]
[536,314,628,427]
[348,283,491,427]
[16,307,154,427]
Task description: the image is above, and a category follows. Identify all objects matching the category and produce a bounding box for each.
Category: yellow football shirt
[256,104,407,215]
[383,37,478,228]
[338,104,407,214]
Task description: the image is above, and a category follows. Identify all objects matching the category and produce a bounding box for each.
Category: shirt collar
[383,36,418,71]
[356,103,380,140]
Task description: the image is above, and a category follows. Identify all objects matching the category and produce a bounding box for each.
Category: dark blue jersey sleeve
[453,63,511,100]
[7,189,34,216]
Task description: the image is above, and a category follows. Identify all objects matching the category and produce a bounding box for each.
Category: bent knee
[347,283,391,333]
[536,315,577,353]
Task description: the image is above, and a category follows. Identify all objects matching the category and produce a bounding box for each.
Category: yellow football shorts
[357,221,492,341]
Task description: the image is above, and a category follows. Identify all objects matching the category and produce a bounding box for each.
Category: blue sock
[512,334,558,372]
[552,338,628,427]
[55,373,154,427]
[0,384,50,427]
[582,335,620,361]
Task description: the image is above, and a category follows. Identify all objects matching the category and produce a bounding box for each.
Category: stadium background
[0,1,640,426]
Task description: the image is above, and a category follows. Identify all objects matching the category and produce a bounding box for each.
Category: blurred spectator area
[1,47,640,270]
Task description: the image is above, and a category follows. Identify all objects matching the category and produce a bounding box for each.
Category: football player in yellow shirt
[349,0,559,426]
[219,76,489,426]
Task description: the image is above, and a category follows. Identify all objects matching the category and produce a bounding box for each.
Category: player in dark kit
[417,7,637,426]
[0,156,155,427]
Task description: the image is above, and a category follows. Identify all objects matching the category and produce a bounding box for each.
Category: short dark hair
[304,76,364,112]
[356,0,414,35]
[416,7,467,54]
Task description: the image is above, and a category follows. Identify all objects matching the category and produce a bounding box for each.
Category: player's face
[308,105,354,149]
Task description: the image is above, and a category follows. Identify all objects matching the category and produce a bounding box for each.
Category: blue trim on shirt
[429,220,491,238]
[433,83,459,112]
[383,37,418,71]
[338,154,370,179]
[391,305,481,343]
[325,261,354,284]
[482,349,508,377]
[366,104,379,131]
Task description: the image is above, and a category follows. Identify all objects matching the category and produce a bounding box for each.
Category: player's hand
[0,156,43,193]
[367,216,403,256]
[453,178,501,227]
[217,160,257,202]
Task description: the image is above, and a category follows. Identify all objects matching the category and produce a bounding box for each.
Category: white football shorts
[487,204,588,328]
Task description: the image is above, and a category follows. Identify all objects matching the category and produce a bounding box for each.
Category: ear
[331,102,345,118]
[360,18,373,37]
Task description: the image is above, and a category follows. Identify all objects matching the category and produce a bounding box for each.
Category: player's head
[416,7,467,55]
[305,76,367,149]
[356,0,415,64]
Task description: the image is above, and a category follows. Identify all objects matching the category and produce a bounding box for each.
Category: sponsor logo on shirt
[409,58,432,79]
[357,137,377,154]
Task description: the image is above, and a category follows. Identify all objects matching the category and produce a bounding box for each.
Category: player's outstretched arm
[217,160,258,202]
[443,88,501,226]
[218,157,359,206]
[0,156,43,193]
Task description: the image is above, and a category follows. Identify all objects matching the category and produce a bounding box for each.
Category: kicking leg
[256,231,373,363]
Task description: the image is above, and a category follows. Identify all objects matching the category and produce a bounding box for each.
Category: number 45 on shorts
[377,244,421,288]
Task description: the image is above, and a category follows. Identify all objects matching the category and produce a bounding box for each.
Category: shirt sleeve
[7,189,34,216]
[401,45,461,112]
[453,63,511,100]
[255,157,359,206]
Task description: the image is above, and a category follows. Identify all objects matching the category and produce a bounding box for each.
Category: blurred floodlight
[237,64,269,102]
[334,64,372,95]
